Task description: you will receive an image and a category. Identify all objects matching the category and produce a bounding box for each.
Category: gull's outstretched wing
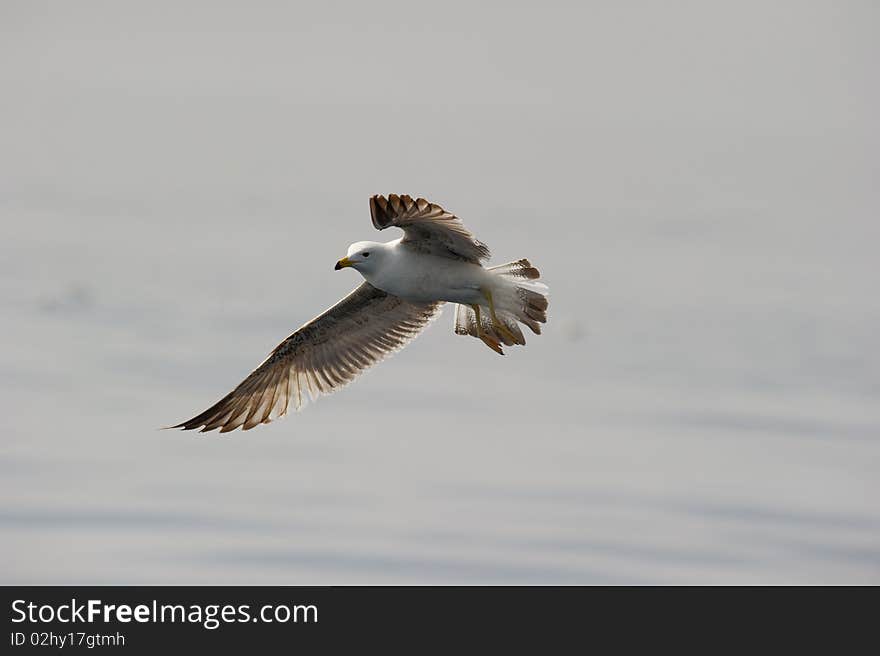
[369,194,490,263]
[171,282,442,433]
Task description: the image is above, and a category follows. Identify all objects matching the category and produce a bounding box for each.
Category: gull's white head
[334,241,386,274]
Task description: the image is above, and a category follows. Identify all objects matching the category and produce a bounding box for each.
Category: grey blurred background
[1,1,878,583]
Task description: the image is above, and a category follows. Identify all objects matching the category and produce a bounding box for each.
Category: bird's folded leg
[481,287,519,345]
[471,304,504,355]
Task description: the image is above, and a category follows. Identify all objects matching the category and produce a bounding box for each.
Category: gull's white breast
[365,242,490,305]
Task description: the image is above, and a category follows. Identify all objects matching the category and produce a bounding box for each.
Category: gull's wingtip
[161,422,192,431]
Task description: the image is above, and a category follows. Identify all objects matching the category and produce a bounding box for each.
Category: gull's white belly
[365,248,489,305]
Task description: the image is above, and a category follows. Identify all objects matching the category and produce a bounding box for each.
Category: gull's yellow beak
[334,256,353,270]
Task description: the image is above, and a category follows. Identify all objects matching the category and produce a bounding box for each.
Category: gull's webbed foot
[471,304,504,355]
[481,287,519,345]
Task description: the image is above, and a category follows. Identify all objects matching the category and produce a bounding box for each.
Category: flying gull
[171,194,549,433]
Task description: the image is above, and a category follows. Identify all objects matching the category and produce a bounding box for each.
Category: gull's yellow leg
[481,287,519,344]
[471,304,503,354]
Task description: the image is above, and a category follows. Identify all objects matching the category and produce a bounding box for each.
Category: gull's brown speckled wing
[369,194,490,264]
[171,282,442,433]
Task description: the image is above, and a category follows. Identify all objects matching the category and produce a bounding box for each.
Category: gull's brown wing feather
[369,194,490,263]
[171,282,442,433]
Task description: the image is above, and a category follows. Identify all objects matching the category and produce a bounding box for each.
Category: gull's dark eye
[363,252,370,257]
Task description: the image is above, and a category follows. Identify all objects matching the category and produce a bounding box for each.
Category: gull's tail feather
[487,258,542,280]
[454,259,548,355]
